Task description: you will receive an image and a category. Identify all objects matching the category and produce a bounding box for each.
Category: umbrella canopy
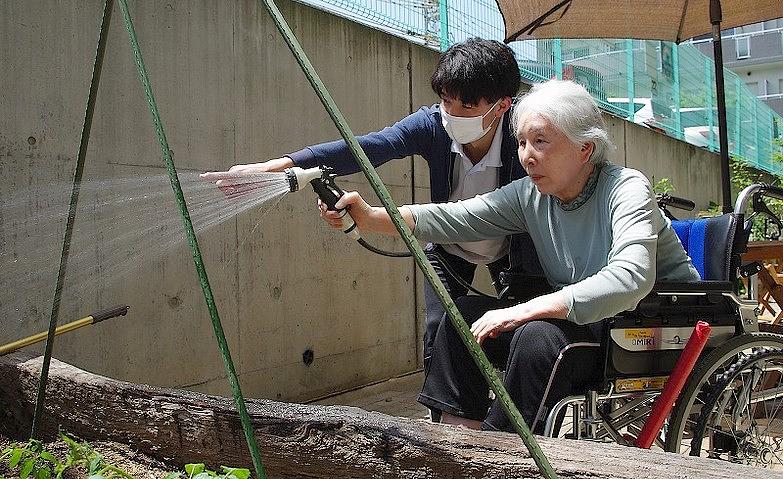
[496,0,783,211]
[499,0,783,43]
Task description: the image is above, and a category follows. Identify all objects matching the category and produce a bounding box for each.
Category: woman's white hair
[512,79,615,165]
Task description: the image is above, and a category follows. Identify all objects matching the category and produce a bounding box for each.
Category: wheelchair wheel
[665,332,783,455]
[689,348,783,469]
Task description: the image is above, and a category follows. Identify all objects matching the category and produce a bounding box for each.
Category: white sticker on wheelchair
[611,326,735,351]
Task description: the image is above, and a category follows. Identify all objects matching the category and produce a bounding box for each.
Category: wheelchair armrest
[625,281,737,320]
[650,281,735,294]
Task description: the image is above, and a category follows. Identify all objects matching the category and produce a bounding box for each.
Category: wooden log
[0,353,774,478]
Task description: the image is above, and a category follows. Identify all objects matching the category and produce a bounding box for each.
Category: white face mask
[440,99,501,144]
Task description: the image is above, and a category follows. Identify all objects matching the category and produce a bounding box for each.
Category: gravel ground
[0,434,173,479]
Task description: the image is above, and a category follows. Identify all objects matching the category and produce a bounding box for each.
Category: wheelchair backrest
[601,213,746,387]
[670,213,744,281]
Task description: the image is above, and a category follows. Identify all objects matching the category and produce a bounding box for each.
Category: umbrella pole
[710,0,732,213]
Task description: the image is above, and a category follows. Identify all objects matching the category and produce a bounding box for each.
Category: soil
[0,434,173,479]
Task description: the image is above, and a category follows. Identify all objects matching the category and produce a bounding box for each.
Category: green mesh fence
[296,0,783,176]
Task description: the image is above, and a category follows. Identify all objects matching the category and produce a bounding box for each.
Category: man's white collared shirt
[442,117,509,264]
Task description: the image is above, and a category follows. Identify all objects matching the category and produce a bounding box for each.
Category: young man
[203,38,547,419]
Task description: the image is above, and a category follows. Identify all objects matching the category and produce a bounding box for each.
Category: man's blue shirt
[287,104,543,276]
[287,104,525,202]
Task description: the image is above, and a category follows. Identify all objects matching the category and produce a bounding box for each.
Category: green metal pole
[553,39,563,80]
[753,99,759,166]
[31,0,114,440]
[672,43,682,140]
[255,1,558,478]
[625,39,635,122]
[735,76,741,158]
[706,59,716,151]
[438,0,449,51]
[115,2,267,478]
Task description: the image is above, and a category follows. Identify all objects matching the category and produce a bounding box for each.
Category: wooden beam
[0,353,768,478]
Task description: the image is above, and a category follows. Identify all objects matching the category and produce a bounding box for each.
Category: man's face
[440,95,507,130]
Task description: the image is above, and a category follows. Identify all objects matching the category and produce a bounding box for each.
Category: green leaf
[36,466,51,479]
[162,473,182,479]
[88,455,103,475]
[193,472,214,479]
[20,459,34,479]
[0,446,12,460]
[58,434,77,449]
[184,464,204,477]
[58,435,80,460]
[87,475,105,479]
[38,452,57,466]
[220,467,250,479]
[652,177,675,195]
[9,448,24,468]
[101,464,133,479]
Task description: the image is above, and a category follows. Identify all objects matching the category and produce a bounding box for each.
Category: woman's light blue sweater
[408,163,700,325]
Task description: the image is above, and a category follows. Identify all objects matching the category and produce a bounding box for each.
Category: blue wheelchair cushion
[670,215,737,281]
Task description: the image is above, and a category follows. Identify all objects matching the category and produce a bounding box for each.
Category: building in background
[301,0,783,172]
[692,19,783,117]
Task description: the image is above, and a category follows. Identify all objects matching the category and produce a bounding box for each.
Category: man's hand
[200,157,294,198]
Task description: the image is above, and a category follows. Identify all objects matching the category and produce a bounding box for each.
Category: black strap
[517,0,573,38]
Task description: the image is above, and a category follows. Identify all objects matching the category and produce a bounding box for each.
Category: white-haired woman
[320,79,699,433]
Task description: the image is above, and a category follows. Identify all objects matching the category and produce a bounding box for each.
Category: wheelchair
[541,183,783,470]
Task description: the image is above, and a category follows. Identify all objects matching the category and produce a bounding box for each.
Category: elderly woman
[321,79,699,433]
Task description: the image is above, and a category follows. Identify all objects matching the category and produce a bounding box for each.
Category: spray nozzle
[284,165,359,239]
[284,166,345,209]
[284,166,325,193]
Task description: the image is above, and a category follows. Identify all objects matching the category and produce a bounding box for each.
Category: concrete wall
[0,0,721,402]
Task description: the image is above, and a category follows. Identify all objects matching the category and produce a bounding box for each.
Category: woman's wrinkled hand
[318,191,374,231]
[470,307,523,346]
[470,293,569,346]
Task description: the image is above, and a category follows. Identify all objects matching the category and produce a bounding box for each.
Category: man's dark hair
[430,38,521,106]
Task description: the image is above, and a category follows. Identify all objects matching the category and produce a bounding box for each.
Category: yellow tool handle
[0,305,130,355]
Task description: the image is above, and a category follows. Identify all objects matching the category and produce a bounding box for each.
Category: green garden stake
[255,0,558,477]
[31,0,114,440]
[116,2,266,477]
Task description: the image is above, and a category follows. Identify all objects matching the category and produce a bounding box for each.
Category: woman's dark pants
[422,246,506,420]
[419,295,604,433]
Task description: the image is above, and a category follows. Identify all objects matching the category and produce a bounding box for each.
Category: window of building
[736,36,750,59]
[746,81,759,95]
[743,23,762,34]
[779,78,783,95]
[766,19,783,30]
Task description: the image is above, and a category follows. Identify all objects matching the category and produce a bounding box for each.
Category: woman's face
[517,114,593,202]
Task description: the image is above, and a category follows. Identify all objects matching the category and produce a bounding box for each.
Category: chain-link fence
[299,0,783,176]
